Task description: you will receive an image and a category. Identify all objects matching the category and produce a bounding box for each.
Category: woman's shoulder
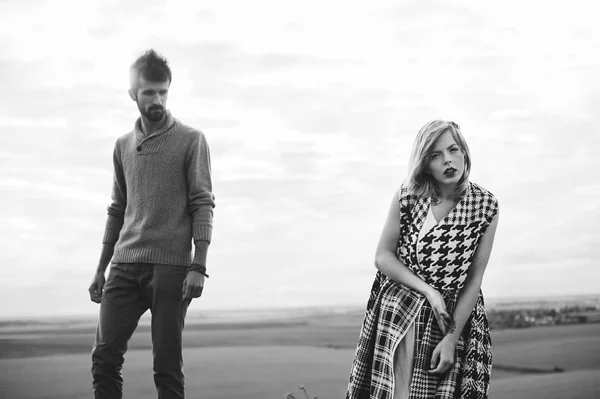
[467,181,499,220]
[468,181,498,202]
[397,181,419,205]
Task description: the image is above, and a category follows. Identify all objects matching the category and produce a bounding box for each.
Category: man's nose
[153,95,162,105]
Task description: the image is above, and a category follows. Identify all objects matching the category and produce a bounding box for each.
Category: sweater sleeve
[186,131,216,243]
[102,141,126,245]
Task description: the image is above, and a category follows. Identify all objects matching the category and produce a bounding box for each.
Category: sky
[0,0,598,318]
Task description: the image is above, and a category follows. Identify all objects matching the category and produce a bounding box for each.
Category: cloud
[231,83,395,136]
[1,0,599,316]
[385,0,479,25]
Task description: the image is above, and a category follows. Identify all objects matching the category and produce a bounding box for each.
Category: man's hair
[405,120,471,201]
[129,49,172,89]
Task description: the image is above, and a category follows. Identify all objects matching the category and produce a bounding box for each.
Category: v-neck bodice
[396,182,499,291]
[418,205,437,243]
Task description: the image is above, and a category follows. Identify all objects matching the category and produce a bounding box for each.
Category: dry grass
[1,315,598,398]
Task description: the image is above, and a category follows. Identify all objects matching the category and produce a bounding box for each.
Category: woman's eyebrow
[431,144,458,153]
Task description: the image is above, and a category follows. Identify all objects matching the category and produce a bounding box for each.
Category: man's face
[131,77,170,122]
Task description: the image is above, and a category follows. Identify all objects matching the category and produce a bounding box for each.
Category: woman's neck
[437,182,457,201]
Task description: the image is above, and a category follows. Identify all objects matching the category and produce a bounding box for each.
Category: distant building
[563,311,600,323]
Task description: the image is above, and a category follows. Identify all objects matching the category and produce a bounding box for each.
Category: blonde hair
[406,120,471,201]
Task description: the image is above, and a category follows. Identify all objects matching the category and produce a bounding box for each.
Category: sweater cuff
[102,228,120,245]
[193,225,212,243]
[103,214,123,245]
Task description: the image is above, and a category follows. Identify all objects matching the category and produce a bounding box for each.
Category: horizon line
[1,292,599,322]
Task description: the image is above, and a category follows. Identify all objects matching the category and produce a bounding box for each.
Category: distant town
[486,295,600,329]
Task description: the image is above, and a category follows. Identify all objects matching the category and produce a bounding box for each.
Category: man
[88,49,215,399]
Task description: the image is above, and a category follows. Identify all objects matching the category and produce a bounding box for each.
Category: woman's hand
[425,288,451,334]
[429,336,457,375]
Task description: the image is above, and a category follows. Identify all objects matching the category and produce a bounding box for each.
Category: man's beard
[140,104,165,122]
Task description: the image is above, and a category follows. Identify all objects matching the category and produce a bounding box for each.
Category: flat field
[1,311,598,399]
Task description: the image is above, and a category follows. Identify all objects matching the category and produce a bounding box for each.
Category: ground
[1,312,599,399]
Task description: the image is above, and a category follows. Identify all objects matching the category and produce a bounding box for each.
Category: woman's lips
[443,168,457,176]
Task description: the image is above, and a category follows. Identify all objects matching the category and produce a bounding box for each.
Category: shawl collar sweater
[102,110,215,266]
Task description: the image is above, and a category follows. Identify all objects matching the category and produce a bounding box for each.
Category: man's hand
[88,272,106,303]
[182,271,205,301]
[429,336,457,375]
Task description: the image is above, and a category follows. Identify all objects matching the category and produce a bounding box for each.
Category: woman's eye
[450,147,459,153]
[431,153,440,159]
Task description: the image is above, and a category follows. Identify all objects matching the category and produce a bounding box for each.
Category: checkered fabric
[346,182,498,399]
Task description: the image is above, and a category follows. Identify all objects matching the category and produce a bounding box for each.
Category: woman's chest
[430,199,459,223]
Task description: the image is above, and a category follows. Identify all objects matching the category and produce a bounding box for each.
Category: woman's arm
[375,193,431,294]
[375,192,451,332]
[429,212,499,374]
[446,212,499,342]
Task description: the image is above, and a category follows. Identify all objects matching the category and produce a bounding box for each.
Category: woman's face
[427,130,465,186]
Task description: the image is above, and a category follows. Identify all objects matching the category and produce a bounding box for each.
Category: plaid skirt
[345,272,492,399]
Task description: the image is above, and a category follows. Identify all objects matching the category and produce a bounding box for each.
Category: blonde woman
[346,120,499,399]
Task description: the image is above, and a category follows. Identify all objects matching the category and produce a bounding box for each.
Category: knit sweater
[102,110,215,267]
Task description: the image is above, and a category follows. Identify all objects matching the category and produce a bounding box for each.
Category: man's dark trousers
[91,263,192,399]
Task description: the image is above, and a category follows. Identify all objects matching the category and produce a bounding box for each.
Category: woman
[346,120,499,399]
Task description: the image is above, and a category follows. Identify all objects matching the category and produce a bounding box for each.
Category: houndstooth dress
[346,181,499,399]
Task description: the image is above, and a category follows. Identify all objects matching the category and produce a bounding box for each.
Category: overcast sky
[1,0,598,318]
